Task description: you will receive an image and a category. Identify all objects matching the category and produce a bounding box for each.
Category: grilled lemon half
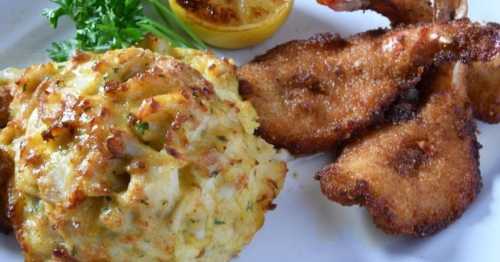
[169,0,294,49]
[0,47,286,261]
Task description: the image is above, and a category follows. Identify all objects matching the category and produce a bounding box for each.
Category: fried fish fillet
[319,0,500,123]
[466,55,500,123]
[238,19,500,154]
[319,65,481,236]
[317,0,467,25]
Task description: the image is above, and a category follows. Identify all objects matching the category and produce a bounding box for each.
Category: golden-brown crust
[318,0,499,125]
[366,0,432,25]
[0,149,13,233]
[2,47,286,261]
[465,55,500,123]
[319,65,481,236]
[238,19,500,154]
[0,85,12,128]
[7,183,27,254]
[317,0,467,25]
[176,0,240,25]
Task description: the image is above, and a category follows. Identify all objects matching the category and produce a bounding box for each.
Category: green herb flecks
[246,201,254,211]
[214,219,225,225]
[43,0,207,62]
[71,246,78,257]
[135,121,149,135]
[31,199,44,213]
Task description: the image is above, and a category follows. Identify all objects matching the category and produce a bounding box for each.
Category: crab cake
[0,47,286,261]
[0,149,13,233]
[0,70,18,128]
[319,65,481,236]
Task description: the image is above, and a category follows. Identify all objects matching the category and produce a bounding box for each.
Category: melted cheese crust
[0,47,286,261]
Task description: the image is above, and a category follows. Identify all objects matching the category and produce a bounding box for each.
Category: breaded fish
[238,19,500,154]
[466,55,500,123]
[319,0,499,123]
[319,65,481,236]
[317,0,467,25]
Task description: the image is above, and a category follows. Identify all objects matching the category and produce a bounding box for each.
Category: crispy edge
[239,19,500,154]
[466,56,500,124]
[318,122,481,236]
[240,73,420,155]
[7,180,37,260]
[318,121,481,236]
[318,66,482,236]
[0,85,12,128]
[317,0,433,25]
[0,149,13,234]
[239,33,385,154]
[317,0,467,25]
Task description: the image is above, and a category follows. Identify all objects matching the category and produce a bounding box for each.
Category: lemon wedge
[168,0,294,49]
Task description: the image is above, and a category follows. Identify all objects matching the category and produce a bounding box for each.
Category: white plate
[0,1,499,261]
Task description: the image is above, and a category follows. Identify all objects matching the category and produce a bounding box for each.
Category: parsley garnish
[43,0,207,62]
[47,41,75,62]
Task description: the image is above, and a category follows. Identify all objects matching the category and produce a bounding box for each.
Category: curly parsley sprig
[43,0,207,62]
